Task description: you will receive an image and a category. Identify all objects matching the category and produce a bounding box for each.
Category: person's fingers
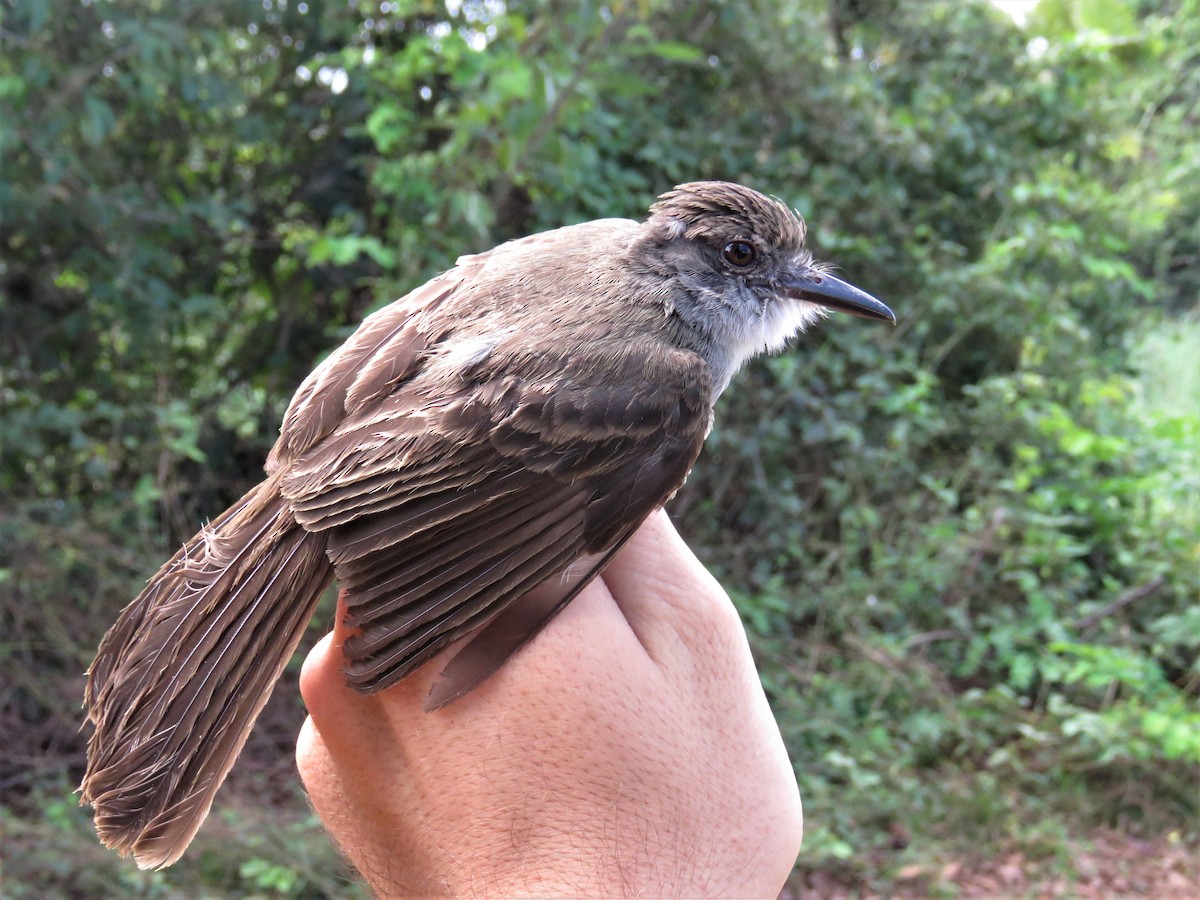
[299,593,360,719]
[514,570,666,708]
[600,510,748,664]
[294,714,332,800]
[295,684,437,892]
[298,592,417,766]
[298,519,750,732]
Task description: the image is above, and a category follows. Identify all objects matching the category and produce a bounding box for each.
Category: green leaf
[80,95,116,147]
[645,40,704,62]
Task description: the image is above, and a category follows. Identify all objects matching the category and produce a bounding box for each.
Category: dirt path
[789,830,1199,898]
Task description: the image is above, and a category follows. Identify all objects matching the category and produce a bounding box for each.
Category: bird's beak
[781,270,896,324]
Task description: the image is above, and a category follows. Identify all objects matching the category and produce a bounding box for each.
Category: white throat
[710,297,826,395]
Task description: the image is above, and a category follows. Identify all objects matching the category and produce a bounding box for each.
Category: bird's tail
[81,475,333,869]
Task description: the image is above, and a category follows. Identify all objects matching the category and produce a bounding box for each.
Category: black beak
[781,270,896,324]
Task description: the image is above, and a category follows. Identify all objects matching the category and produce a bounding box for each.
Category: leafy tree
[1,0,1195,894]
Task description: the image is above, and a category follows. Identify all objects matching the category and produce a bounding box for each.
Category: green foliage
[2,0,1197,894]
[0,782,361,898]
[1047,640,1200,763]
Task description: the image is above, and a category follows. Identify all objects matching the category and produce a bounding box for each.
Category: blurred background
[1,0,1197,895]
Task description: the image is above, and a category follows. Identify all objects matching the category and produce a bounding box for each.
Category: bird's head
[640,181,894,390]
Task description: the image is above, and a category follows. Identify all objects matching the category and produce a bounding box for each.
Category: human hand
[296,509,802,898]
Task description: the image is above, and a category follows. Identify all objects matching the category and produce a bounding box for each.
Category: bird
[81,180,895,869]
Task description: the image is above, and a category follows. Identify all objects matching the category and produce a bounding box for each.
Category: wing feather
[266,264,477,470]
[342,523,585,691]
[337,480,576,619]
[279,331,713,698]
[342,487,586,641]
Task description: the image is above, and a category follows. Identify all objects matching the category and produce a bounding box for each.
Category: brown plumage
[81,181,894,869]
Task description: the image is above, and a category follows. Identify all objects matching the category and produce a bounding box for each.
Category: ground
[787,829,1199,898]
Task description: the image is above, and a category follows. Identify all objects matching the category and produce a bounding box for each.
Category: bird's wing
[266,262,479,471]
[279,338,713,698]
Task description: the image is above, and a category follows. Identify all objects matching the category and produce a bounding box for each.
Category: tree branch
[1074,575,1168,634]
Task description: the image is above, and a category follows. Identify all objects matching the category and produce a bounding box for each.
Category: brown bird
[81,181,894,868]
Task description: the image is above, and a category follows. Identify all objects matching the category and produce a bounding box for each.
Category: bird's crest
[648,181,807,251]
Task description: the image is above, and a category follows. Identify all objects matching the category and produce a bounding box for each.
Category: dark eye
[722,240,756,268]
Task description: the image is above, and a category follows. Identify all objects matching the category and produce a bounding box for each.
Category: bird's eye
[722,240,756,268]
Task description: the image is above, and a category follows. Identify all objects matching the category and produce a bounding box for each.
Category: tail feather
[81,478,333,869]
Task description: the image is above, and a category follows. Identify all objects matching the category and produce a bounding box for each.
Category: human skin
[296,509,803,898]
